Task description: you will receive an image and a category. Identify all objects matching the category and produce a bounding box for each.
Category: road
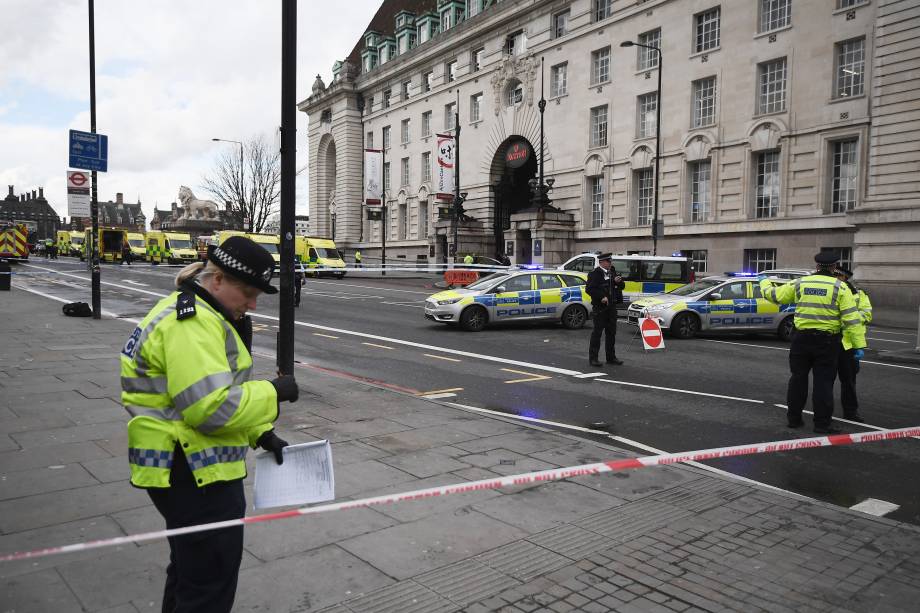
[13,257,920,525]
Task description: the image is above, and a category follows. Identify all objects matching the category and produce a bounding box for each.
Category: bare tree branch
[202,135,280,233]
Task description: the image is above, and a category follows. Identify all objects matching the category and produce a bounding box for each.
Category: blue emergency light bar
[518,264,543,270]
[725,271,758,277]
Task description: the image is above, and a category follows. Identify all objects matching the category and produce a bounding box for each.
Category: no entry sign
[639,317,665,351]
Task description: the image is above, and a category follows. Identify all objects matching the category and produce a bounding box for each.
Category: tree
[202,135,280,233]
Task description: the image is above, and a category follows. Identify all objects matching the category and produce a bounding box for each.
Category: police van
[558,253,693,305]
[627,274,795,340]
[425,269,591,332]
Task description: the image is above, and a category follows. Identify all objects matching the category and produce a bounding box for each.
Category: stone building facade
[301,0,920,306]
[1,186,61,240]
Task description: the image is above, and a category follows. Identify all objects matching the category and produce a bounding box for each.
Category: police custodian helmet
[208,236,278,294]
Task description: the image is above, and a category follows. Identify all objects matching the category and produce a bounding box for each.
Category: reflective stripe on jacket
[760,275,866,350]
[121,291,277,488]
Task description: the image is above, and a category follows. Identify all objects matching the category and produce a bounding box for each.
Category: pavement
[2,286,920,613]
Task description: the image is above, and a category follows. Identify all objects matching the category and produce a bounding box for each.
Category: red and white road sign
[67,170,89,189]
[66,170,91,217]
[639,317,665,350]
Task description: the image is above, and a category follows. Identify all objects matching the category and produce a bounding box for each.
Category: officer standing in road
[760,252,866,434]
[120,236,299,613]
[835,266,872,423]
[587,253,625,367]
[354,249,362,268]
[464,252,475,265]
[293,260,303,308]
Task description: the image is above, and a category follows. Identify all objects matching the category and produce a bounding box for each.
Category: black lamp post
[212,137,245,229]
[529,57,556,211]
[620,39,662,255]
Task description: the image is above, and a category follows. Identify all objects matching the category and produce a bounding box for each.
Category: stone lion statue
[177,186,219,219]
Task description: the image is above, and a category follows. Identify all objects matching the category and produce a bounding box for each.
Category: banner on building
[364,149,383,206]
[66,170,92,217]
[436,134,455,200]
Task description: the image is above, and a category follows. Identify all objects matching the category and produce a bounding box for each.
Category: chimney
[116,192,123,204]
[31,190,36,199]
[7,186,12,197]
[38,187,44,199]
[19,194,24,202]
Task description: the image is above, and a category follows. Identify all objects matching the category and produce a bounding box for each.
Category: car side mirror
[495,286,506,294]
[709,293,722,301]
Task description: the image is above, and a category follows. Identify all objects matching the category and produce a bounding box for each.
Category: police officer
[587,253,625,367]
[835,266,872,423]
[121,236,299,613]
[354,249,362,268]
[760,252,866,434]
[293,260,303,307]
[464,253,475,265]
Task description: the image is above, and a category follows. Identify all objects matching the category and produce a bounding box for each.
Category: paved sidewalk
[1,288,919,612]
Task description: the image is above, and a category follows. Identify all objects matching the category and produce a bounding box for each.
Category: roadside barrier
[2,426,917,563]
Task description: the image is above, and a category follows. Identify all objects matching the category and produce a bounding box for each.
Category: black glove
[257,430,289,465]
[271,374,299,403]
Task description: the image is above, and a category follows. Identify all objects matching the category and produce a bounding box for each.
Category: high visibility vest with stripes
[760,275,866,350]
[120,291,277,488]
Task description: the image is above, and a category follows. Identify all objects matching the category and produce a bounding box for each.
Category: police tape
[2,425,917,563]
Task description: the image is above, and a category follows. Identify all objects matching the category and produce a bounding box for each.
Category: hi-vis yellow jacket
[120,290,277,488]
[760,274,866,350]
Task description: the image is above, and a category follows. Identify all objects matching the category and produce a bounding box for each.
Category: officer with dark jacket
[586,253,625,367]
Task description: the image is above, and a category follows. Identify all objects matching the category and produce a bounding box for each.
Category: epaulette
[176,291,197,320]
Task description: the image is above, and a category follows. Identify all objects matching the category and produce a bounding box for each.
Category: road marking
[849,498,900,516]
[597,378,764,404]
[382,301,425,308]
[867,337,908,344]
[303,279,431,295]
[700,336,920,371]
[362,342,394,350]
[423,353,462,362]
[573,372,606,379]
[501,368,551,384]
[123,280,149,287]
[313,333,339,339]
[869,329,915,337]
[418,387,464,396]
[422,392,457,400]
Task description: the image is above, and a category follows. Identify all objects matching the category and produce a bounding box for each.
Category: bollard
[0,260,10,291]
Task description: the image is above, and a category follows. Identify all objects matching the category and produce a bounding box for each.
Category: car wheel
[669,313,700,339]
[777,316,794,341]
[336,273,345,279]
[460,306,488,332]
[561,304,588,330]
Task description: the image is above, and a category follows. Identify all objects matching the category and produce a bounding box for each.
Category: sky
[0,0,380,222]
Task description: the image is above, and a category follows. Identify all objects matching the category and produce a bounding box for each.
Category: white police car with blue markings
[626,274,796,340]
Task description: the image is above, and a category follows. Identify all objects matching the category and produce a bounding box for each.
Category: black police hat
[814,251,840,267]
[598,252,613,262]
[837,266,854,278]
[208,236,278,294]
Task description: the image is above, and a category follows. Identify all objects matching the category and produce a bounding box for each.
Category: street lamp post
[620,40,662,255]
[529,57,556,211]
[212,138,244,230]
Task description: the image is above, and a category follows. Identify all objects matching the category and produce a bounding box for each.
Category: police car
[626,274,796,340]
[558,253,693,304]
[425,269,591,332]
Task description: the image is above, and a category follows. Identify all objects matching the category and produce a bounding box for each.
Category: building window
[441,9,452,31]
[690,160,711,222]
[636,169,654,226]
[419,201,429,238]
[758,57,787,114]
[470,92,482,122]
[506,31,527,56]
[590,176,604,228]
[550,62,568,97]
[759,0,791,33]
[835,38,865,98]
[366,95,374,113]
[382,88,392,109]
[383,162,390,193]
[401,157,410,186]
[821,246,852,270]
[471,47,484,72]
[831,139,858,213]
[402,80,411,100]
[446,60,458,83]
[398,203,408,240]
[594,0,613,22]
[468,0,481,18]
[685,250,708,273]
[366,131,374,148]
[422,111,432,137]
[744,248,777,273]
[637,29,661,71]
[590,105,608,148]
[506,80,523,106]
[695,7,720,53]
[401,119,411,144]
[423,70,433,92]
[637,92,658,139]
[382,125,391,150]
[755,151,780,218]
[692,77,717,127]
[553,10,570,38]
[422,151,432,183]
[591,47,611,86]
[837,0,864,7]
[445,102,457,130]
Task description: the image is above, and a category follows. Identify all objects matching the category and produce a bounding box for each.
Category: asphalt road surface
[13,258,920,526]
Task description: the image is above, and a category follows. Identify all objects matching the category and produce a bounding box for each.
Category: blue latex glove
[853,349,864,361]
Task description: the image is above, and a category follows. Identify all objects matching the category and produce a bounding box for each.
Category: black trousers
[147,447,246,613]
[837,348,859,416]
[787,331,841,427]
[294,277,302,306]
[589,306,617,361]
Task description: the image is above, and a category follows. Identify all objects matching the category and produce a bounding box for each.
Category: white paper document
[253,440,335,510]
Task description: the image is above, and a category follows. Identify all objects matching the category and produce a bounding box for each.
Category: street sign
[66,171,91,217]
[639,317,665,351]
[69,129,108,172]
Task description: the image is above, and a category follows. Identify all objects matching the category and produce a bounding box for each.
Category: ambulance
[245,233,281,265]
[126,232,146,261]
[80,228,128,263]
[0,223,30,260]
[295,236,346,278]
[145,231,197,264]
[558,253,693,305]
[66,231,84,257]
[56,230,81,257]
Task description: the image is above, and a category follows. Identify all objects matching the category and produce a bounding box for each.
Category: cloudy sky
[1,0,379,221]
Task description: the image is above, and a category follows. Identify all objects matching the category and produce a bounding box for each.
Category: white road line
[313,333,340,339]
[596,378,764,404]
[700,337,920,371]
[849,498,900,516]
[381,301,425,308]
[423,353,462,362]
[362,342,394,350]
[869,329,915,337]
[861,360,920,371]
[12,284,123,319]
[303,279,432,295]
[574,372,606,379]
[867,337,908,344]
[124,280,150,287]
[422,392,458,400]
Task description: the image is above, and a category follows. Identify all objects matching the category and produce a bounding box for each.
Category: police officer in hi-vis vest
[120,236,299,613]
[834,266,872,423]
[760,252,866,434]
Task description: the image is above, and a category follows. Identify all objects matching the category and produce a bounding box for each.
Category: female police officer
[120,236,299,612]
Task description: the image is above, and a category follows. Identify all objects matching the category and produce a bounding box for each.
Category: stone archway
[489,136,537,255]
[316,134,337,237]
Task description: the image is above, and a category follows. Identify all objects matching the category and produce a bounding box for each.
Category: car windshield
[666,278,723,296]
[317,247,341,259]
[169,239,192,249]
[128,239,144,247]
[466,272,511,290]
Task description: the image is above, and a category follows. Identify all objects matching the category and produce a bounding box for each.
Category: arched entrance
[316,134,336,237]
[490,136,537,258]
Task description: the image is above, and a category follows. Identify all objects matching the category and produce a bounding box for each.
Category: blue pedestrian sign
[69,129,108,172]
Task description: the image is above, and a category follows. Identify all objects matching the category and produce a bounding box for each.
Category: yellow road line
[417,387,464,395]
[313,333,339,339]
[362,342,394,350]
[501,368,552,384]
[423,353,462,362]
